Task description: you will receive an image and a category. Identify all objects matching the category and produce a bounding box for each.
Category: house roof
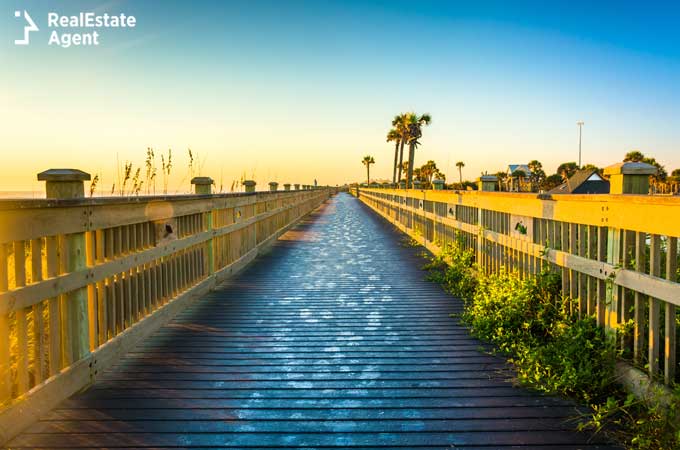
[507,164,530,176]
[549,169,610,194]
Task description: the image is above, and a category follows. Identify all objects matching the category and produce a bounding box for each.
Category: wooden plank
[620,230,635,351]
[0,243,10,402]
[15,308,29,394]
[633,232,646,365]
[30,239,46,384]
[95,229,107,345]
[45,236,61,376]
[665,236,677,384]
[597,228,608,327]
[85,231,97,350]
[605,228,621,331]
[569,223,578,311]
[649,234,661,376]
[123,227,132,328]
[578,224,587,316]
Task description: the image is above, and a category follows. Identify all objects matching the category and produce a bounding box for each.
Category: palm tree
[495,171,507,191]
[456,161,465,184]
[362,155,375,185]
[386,129,401,184]
[511,169,527,191]
[405,112,432,188]
[623,150,645,162]
[528,160,545,191]
[556,162,579,180]
[419,160,439,186]
[392,114,409,183]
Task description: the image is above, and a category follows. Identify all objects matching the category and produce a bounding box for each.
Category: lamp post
[577,121,584,168]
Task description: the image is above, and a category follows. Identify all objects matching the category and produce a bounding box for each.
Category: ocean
[0,191,45,199]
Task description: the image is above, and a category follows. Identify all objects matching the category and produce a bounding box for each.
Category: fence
[354,185,680,389]
[0,171,332,443]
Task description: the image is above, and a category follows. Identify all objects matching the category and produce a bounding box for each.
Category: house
[507,164,530,178]
[506,164,531,191]
[549,169,610,194]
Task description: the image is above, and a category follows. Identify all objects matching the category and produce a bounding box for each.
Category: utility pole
[577,121,584,167]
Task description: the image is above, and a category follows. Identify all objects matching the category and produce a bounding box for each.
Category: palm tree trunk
[366,166,370,185]
[458,168,462,184]
[407,143,415,188]
[392,141,399,184]
[397,140,405,184]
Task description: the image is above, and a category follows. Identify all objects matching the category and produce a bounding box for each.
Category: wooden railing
[355,187,680,388]
[0,184,333,442]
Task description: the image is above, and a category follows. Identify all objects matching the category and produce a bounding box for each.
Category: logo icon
[14,10,39,45]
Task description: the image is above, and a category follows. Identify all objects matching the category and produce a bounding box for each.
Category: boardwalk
[7,193,616,449]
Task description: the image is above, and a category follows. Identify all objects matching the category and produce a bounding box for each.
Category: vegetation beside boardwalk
[424,238,680,450]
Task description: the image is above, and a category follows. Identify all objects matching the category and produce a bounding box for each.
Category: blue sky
[1,0,679,190]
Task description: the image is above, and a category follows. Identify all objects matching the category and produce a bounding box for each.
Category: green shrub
[424,240,477,298]
[424,242,680,449]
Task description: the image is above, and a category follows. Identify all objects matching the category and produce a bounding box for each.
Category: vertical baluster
[123,226,132,327]
[633,232,647,364]
[569,224,578,311]
[587,226,597,316]
[85,231,97,350]
[621,230,635,352]
[14,241,29,393]
[597,227,608,327]
[0,243,11,402]
[30,238,46,384]
[560,223,569,299]
[649,234,661,377]
[665,236,677,384]
[95,229,107,344]
[45,236,61,376]
[105,228,115,337]
[577,225,587,316]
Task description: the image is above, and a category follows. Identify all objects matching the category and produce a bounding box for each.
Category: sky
[1,0,680,192]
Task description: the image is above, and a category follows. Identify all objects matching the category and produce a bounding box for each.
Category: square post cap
[604,161,658,176]
[432,179,445,190]
[37,169,91,182]
[243,180,256,187]
[190,176,214,186]
[269,181,279,186]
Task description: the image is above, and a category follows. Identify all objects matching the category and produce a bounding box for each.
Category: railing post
[605,161,657,195]
[243,180,256,193]
[269,182,279,192]
[191,176,213,195]
[284,183,291,191]
[602,162,657,335]
[191,177,215,276]
[294,183,300,191]
[37,169,91,361]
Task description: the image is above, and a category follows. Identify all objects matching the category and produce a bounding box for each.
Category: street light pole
[577,121,584,168]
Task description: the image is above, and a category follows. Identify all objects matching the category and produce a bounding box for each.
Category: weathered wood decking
[7,193,617,449]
